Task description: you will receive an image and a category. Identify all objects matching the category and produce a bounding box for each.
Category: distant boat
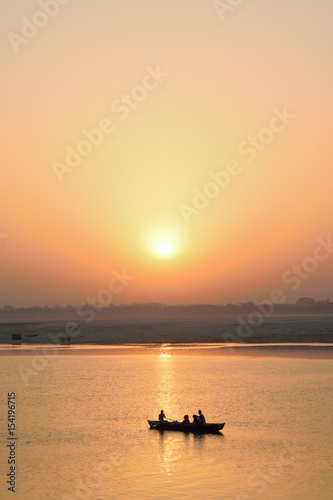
[147,420,225,434]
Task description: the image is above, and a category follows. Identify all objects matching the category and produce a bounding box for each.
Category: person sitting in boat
[182,415,190,425]
[159,410,166,422]
[192,414,200,425]
[198,410,206,424]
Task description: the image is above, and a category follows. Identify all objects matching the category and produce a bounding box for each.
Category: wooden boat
[148,420,225,434]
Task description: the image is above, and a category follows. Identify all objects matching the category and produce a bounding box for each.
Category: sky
[1,0,333,307]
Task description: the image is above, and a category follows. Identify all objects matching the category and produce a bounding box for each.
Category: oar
[165,416,178,422]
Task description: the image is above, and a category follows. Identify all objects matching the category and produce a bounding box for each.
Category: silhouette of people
[192,414,200,424]
[182,415,190,424]
[158,410,166,422]
[198,409,206,424]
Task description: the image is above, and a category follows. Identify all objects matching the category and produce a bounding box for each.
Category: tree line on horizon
[0,298,332,320]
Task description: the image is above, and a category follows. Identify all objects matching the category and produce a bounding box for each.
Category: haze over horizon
[2,0,333,307]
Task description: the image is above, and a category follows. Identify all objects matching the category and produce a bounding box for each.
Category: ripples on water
[0,344,332,499]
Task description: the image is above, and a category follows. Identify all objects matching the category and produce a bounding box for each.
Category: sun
[142,213,185,260]
[157,241,171,256]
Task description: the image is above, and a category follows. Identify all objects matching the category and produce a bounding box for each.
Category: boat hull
[148,420,224,434]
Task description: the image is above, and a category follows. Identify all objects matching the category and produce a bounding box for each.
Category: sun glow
[157,241,171,256]
[142,214,185,260]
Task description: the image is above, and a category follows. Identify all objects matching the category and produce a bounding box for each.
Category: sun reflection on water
[159,343,172,358]
[156,348,175,413]
[155,351,181,479]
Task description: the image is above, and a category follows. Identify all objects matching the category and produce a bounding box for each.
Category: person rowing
[158,410,166,422]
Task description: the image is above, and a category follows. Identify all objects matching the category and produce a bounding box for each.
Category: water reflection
[156,348,177,415]
[158,429,191,446]
[159,343,171,357]
[157,432,183,480]
[192,432,224,455]
[155,428,224,482]
[155,345,225,483]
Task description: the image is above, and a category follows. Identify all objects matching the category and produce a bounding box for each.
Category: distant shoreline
[0,317,332,345]
[1,343,333,359]
[1,313,333,323]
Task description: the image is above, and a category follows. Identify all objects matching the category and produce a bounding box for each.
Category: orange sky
[1,0,333,306]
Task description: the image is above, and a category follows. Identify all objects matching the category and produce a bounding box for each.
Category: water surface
[1,344,332,499]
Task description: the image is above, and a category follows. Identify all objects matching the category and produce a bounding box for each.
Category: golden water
[0,345,332,499]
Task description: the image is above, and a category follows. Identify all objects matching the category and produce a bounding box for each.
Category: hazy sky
[1,0,333,306]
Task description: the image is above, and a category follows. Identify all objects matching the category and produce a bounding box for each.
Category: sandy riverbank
[0,317,332,358]
[0,317,332,345]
